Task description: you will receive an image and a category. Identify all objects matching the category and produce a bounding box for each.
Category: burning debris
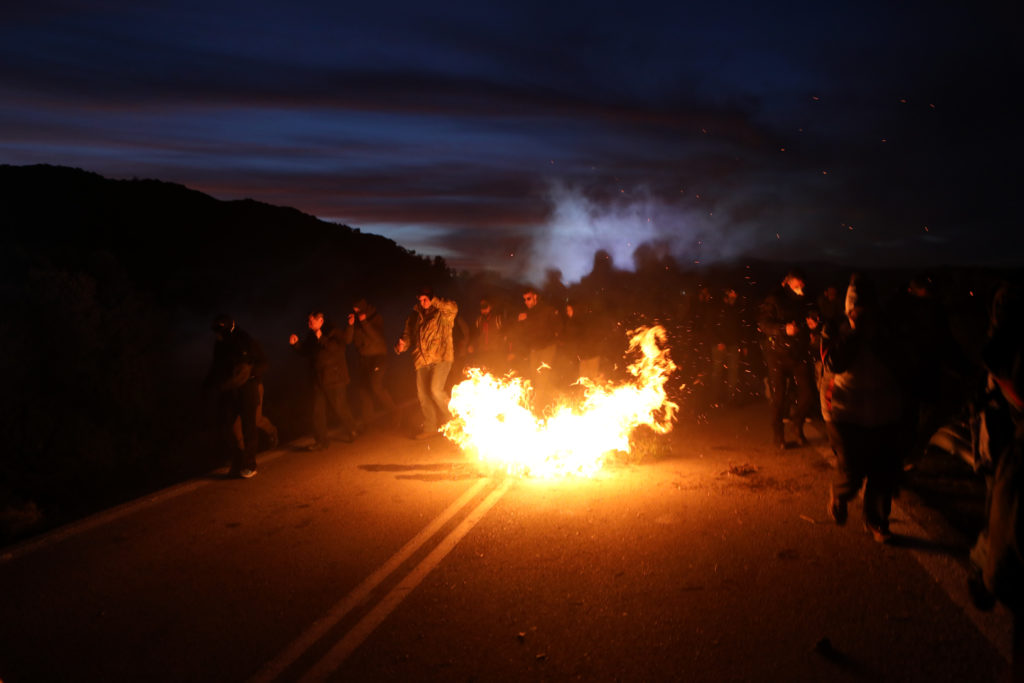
[442,325,678,477]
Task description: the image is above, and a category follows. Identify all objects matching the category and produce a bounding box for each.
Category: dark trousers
[219,379,259,473]
[312,382,357,445]
[766,352,815,441]
[356,355,396,418]
[827,421,905,530]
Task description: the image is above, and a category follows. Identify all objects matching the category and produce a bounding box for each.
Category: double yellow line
[251,476,512,683]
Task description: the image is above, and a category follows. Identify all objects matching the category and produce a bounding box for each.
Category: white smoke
[520,181,758,284]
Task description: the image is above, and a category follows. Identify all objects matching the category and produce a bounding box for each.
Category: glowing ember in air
[442,325,678,477]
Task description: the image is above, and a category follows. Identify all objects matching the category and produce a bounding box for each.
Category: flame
[442,325,677,477]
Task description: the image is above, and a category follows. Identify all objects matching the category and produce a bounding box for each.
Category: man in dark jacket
[468,297,508,375]
[509,286,562,406]
[758,268,818,449]
[350,298,396,426]
[290,311,358,450]
[203,314,266,478]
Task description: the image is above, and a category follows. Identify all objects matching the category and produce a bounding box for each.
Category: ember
[442,325,677,477]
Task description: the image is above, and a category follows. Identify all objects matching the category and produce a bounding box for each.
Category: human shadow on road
[359,463,484,481]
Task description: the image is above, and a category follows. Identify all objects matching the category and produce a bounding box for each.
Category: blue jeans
[416,360,452,431]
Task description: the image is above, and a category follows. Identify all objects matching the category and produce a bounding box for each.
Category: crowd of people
[203,265,1022,665]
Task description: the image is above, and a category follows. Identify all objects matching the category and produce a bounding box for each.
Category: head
[417,286,434,309]
[844,274,876,326]
[211,314,234,340]
[784,268,807,296]
[307,311,325,332]
[479,298,492,315]
[823,285,838,301]
[352,298,368,315]
[522,287,539,309]
[724,288,738,305]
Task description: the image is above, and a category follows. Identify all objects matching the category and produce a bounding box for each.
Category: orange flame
[442,325,677,477]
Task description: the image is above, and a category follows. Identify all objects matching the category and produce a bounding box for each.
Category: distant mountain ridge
[0,163,449,312]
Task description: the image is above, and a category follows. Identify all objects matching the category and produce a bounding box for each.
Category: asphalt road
[0,404,1013,682]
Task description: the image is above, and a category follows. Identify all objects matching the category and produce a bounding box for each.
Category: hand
[289,334,299,345]
[806,316,819,330]
[717,343,726,352]
[518,312,528,322]
[396,338,408,354]
[348,313,356,325]
[785,322,798,336]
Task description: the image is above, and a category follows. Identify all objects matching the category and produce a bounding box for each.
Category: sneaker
[864,522,893,544]
[828,486,847,526]
[239,468,257,479]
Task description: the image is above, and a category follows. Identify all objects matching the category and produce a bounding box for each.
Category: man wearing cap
[203,314,266,478]
[758,268,819,449]
[396,287,458,439]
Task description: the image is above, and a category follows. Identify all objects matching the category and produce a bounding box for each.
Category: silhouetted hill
[0,164,449,313]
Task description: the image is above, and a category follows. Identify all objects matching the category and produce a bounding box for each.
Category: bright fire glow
[442,325,677,477]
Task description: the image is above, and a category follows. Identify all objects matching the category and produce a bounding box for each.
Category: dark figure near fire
[821,275,912,543]
[467,297,508,375]
[966,282,1024,679]
[758,268,819,449]
[289,311,359,450]
[203,314,267,479]
[509,285,562,407]
[349,298,397,428]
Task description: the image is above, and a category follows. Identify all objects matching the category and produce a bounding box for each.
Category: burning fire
[442,325,677,477]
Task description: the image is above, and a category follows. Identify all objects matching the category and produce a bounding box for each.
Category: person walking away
[821,275,910,543]
[758,268,819,448]
[395,287,458,440]
[203,314,265,478]
[289,311,358,450]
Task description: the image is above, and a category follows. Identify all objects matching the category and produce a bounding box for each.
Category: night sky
[2,0,1020,282]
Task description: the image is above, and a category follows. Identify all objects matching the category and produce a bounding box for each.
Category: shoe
[864,522,893,544]
[341,430,357,443]
[239,468,257,479]
[795,429,809,446]
[828,486,847,526]
[413,430,436,440]
[774,440,788,451]
[306,441,329,451]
